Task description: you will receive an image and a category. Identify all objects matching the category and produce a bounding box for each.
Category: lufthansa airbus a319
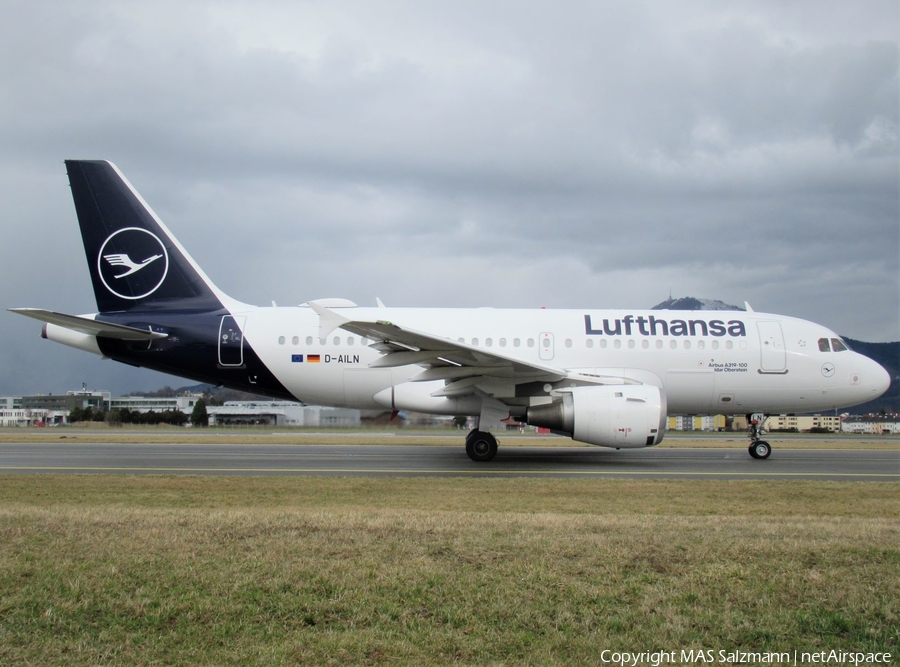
[11,161,891,460]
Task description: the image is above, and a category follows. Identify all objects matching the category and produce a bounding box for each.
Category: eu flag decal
[291,354,304,363]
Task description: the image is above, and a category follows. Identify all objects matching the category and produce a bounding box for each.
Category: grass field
[0,475,897,665]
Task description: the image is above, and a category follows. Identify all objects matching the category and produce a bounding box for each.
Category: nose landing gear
[747,413,772,459]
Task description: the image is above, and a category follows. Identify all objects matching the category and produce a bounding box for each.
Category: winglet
[306,301,350,338]
[744,301,754,312]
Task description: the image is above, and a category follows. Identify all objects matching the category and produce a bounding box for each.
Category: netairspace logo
[598,649,893,666]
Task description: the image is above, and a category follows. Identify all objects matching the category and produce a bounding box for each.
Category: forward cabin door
[757,321,786,373]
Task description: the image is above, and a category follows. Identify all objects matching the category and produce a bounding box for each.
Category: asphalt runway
[0,442,897,480]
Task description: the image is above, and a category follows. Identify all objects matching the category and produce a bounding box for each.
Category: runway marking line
[0,465,897,478]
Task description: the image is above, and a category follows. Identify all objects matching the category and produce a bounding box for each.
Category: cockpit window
[818,338,831,352]
[831,338,849,352]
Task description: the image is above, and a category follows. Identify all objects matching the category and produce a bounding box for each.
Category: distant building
[109,395,201,414]
[0,407,68,427]
[20,389,110,413]
[841,415,900,435]
[667,415,727,431]
[666,413,855,433]
[0,386,364,427]
[207,402,360,427]
[1,389,110,426]
[728,414,844,433]
[763,414,842,432]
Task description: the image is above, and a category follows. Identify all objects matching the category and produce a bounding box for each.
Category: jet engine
[526,385,666,448]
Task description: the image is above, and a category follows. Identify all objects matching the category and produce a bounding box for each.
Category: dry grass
[0,476,897,665]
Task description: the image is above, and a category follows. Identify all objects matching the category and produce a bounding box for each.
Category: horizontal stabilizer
[9,308,168,341]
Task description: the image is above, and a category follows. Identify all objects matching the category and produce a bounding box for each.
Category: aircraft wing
[9,308,168,341]
[308,303,568,398]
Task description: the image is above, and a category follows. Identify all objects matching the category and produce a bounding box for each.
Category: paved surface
[0,442,896,480]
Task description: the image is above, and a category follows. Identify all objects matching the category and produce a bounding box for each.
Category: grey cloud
[0,0,896,396]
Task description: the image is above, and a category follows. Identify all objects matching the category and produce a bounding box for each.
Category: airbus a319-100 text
[11,161,891,460]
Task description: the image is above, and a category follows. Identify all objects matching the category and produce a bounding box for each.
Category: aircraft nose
[863,356,891,398]
[873,360,891,395]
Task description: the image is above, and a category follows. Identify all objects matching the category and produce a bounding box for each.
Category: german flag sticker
[307,354,321,363]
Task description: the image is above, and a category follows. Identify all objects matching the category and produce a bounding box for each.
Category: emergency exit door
[539,332,555,361]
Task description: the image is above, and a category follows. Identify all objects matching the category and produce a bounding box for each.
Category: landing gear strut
[465,430,498,462]
[747,413,772,459]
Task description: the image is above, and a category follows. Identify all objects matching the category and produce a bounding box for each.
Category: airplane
[10,160,892,461]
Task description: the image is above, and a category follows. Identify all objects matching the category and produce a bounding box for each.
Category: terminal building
[0,389,360,428]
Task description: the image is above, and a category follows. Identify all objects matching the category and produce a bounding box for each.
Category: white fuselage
[235,306,889,416]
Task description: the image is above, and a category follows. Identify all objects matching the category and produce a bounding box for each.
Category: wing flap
[369,349,457,368]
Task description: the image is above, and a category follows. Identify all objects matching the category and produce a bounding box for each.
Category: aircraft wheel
[465,431,498,462]
[749,441,771,459]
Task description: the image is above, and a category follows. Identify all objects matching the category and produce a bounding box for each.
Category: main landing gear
[747,413,771,459]
[465,430,498,462]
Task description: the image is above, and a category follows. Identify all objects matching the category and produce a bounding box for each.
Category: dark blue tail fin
[65,160,226,313]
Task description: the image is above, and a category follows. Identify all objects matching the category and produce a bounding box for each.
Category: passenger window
[527,339,535,348]
[513,338,521,347]
[485,338,493,347]
[818,338,831,352]
[306,336,313,345]
[831,338,848,352]
[292,336,299,346]
[499,338,507,347]
[278,336,285,345]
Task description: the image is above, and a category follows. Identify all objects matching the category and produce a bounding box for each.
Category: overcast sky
[1,0,897,397]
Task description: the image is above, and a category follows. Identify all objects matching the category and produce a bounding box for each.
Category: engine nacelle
[526,385,666,448]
